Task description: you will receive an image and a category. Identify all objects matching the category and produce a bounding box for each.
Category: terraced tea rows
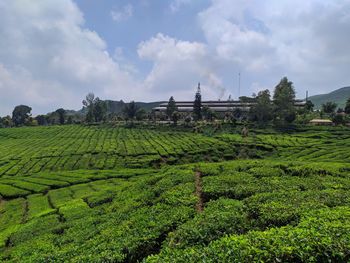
[1,125,350,262]
[0,168,153,199]
[0,125,234,176]
[218,128,350,162]
[1,160,350,262]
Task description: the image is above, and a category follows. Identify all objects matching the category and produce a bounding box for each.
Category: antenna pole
[238,72,241,98]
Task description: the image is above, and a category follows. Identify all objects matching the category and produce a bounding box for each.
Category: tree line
[0,94,148,128]
[164,77,350,127]
[165,77,300,127]
[0,105,72,128]
[1,76,350,128]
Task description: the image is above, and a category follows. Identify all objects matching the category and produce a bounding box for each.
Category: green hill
[309,86,350,109]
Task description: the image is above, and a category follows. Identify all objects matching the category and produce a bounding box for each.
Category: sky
[0,0,350,115]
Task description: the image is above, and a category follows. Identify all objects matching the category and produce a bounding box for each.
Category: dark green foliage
[171,111,180,126]
[166,96,177,120]
[0,116,13,128]
[135,108,146,121]
[55,108,66,125]
[273,77,296,125]
[35,115,48,126]
[202,106,216,121]
[322,101,337,114]
[332,113,346,125]
[93,98,107,122]
[82,93,107,123]
[249,89,273,125]
[12,105,32,126]
[239,96,255,103]
[82,92,96,123]
[193,83,202,121]
[122,101,141,121]
[345,97,350,114]
[305,100,314,112]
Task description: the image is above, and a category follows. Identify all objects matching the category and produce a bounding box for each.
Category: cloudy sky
[0,0,349,115]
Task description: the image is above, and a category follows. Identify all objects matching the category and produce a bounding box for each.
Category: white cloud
[111,4,133,22]
[198,0,350,97]
[138,33,226,100]
[0,0,138,115]
[113,47,138,75]
[1,0,350,115]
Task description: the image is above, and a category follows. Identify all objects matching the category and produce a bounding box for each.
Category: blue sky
[0,0,350,115]
[74,0,210,78]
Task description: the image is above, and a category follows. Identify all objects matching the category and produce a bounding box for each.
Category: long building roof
[153,100,306,112]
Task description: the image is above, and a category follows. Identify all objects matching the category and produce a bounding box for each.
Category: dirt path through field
[194,170,203,213]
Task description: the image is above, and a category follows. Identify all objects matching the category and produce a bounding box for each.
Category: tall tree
[273,77,296,124]
[35,115,48,126]
[135,108,146,121]
[82,93,95,123]
[82,93,107,123]
[172,111,180,126]
[305,100,314,112]
[233,108,242,120]
[202,106,215,122]
[1,116,13,127]
[166,96,177,120]
[122,101,140,121]
[345,97,350,114]
[332,114,345,125]
[67,116,74,124]
[12,105,32,126]
[239,96,255,103]
[193,83,202,121]
[55,108,66,125]
[250,89,273,125]
[322,101,337,115]
[93,98,107,122]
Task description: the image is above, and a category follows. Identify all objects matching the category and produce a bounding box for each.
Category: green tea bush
[0,179,49,193]
[27,194,55,220]
[165,198,247,249]
[84,190,115,208]
[0,184,30,198]
[244,189,350,228]
[248,166,285,178]
[147,206,350,263]
[1,126,350,262]
[0,198,25,247]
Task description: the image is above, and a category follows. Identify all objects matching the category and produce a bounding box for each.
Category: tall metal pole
[238,72,241,98]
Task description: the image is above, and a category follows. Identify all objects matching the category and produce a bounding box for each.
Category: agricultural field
[0,125,235,176]
[1,125,350,262]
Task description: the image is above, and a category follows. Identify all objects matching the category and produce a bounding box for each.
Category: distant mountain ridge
[309,86,350,109]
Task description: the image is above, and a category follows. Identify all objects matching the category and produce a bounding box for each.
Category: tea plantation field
[0,125,350,262]
[0,125,235,176]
